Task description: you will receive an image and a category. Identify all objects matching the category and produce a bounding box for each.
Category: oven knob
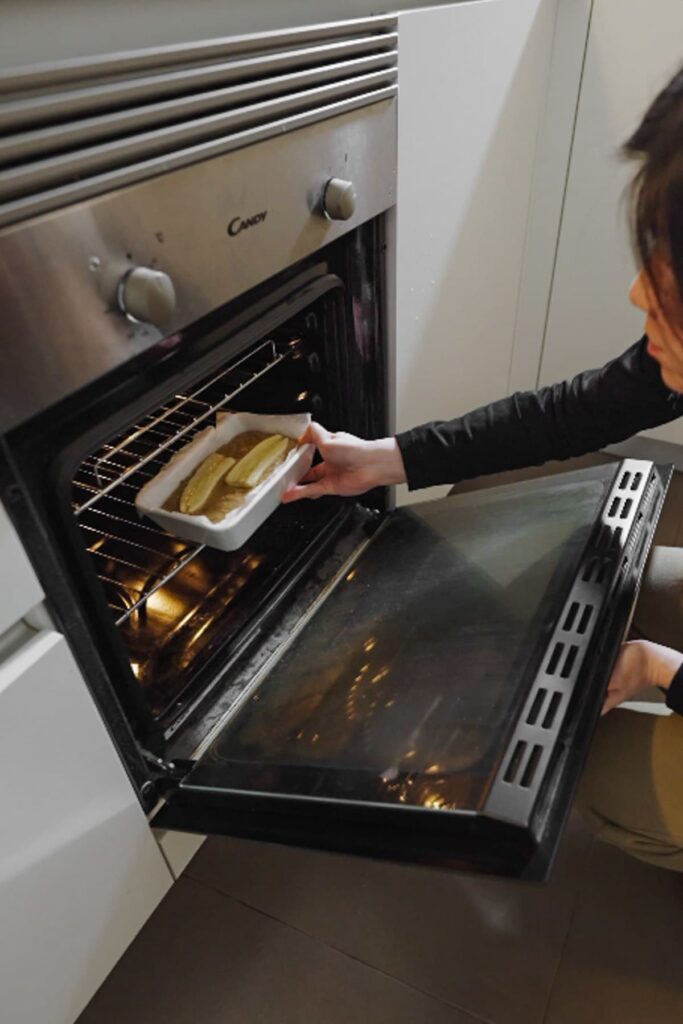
[322,178,356,221]
[118,267,177,326]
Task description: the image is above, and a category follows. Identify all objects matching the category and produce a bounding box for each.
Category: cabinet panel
[395,0,557,502]
[540,0,683,445]
[0,631,172,1024]
[0,501,43,636]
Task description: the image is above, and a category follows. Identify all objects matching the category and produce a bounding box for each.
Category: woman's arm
[283,337,683,502]
[397,337,683,490]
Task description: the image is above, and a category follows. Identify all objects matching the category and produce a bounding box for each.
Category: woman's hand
[282,423,407,502]
[602,639,683,714]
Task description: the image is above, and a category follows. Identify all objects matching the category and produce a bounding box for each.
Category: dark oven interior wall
[0,219,389,796]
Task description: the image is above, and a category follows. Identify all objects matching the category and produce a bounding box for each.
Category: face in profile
[630,257,683,393]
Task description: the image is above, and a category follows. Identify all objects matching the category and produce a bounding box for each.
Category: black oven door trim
[154,460,670,879]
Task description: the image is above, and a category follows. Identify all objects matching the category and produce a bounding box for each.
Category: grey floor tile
[544,842,683,1024]
[187,812,594,1024]
[76,876,481,1024]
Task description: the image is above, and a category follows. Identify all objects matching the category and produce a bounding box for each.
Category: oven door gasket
[154,459,670,880]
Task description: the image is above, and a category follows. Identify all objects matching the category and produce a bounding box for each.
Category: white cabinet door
[395,0,559,501]
[540,0,683,445]
[0,630,173,1024]
[0,501,43,635]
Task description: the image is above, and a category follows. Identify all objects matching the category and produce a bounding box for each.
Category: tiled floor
[77,816,683,1024]
[77,456,683,1024]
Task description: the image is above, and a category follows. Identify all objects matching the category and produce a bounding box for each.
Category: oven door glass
[156,462,666,878]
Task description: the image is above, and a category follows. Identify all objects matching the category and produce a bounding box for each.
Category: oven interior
[3,224,387,766]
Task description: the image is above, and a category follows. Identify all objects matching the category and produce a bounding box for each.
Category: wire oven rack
[72,338,293,625]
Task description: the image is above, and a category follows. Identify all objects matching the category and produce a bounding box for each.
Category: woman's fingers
[601,691,620,715]
[298,422,330,451]
[300,462,326,484]
[282,480,329,503]
[601,682,626,715]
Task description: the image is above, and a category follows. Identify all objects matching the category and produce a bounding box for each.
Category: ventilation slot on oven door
[0,15,398,226]
[70,324,345,731]
[485,460,667,827]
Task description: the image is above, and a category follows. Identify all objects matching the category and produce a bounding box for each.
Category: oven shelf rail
[72,335,295,625]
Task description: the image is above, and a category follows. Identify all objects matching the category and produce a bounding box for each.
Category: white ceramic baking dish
[135,412,314,551]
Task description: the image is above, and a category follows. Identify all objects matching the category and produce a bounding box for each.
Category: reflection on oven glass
[200,480,607,813]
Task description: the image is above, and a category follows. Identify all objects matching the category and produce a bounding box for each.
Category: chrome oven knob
[118,267,177,326]
[322,178,357,221]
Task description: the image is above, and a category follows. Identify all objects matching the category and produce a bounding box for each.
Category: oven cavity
[70,317,344,731]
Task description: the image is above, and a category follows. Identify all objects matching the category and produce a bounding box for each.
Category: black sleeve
[396,337,683,491]
[665,664,683,717]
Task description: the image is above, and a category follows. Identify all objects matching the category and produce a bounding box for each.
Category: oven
[0,15,670,882]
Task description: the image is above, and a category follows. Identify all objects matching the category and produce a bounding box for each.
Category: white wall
[395,0,561,501]
[539,0,683,446]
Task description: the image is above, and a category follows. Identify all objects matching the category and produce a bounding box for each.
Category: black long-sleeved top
[395,336,683,714]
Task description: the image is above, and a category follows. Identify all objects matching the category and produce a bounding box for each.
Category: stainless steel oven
[0,15,670,881]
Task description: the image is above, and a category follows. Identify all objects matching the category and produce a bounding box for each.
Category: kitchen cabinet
[0,501,42,635]
[0,630,173,1024]
[394,0,569,502]
[539,0,683,447]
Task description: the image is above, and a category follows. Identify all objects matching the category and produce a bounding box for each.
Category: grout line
[185,874,495,1024]
[540,833,598,1024]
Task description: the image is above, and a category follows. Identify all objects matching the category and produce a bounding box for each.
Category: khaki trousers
[576,547,683,870]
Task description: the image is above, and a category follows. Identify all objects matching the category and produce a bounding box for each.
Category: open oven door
[155,459,670,880]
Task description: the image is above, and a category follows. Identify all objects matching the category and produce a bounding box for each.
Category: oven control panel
[322,178,357,222]
[118,267,177,327]
[0,99,395,434]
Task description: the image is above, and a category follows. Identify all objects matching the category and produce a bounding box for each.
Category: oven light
[297,391,309,402]
[422,794,447,810]
[186,619,213,647]
[145,590,180,616]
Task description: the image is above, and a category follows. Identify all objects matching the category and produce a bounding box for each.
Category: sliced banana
[179,453,235,514]
[243,436,290,487]
[225,434,287,487]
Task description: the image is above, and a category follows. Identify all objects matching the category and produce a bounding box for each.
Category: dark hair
[624,63,683,303]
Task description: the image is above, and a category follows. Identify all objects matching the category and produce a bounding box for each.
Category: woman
[283,64,683,870]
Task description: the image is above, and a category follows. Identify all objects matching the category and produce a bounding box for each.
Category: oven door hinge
[141,747,193,788]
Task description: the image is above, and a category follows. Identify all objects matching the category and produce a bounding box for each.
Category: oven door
[155,459,669,879]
